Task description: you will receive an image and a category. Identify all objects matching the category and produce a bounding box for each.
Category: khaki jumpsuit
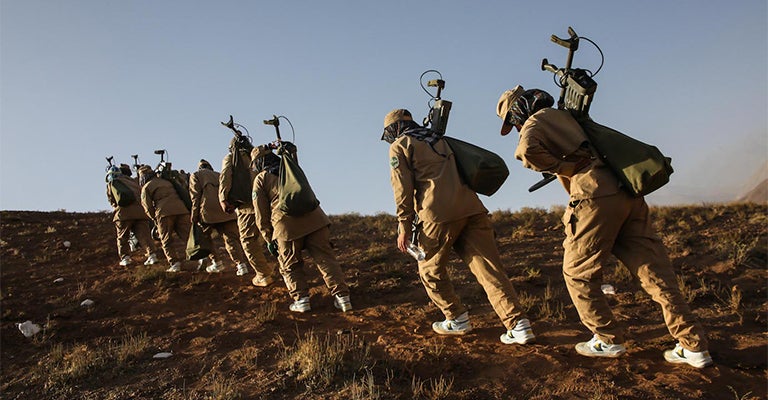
[219,152,273,278]
[141,177,191,265]
[515,107,708,351]
[252,170,349,301]
[189,167,246,268]
[389,135,528,330]
[107,175,156,260]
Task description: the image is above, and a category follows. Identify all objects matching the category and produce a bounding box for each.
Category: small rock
[17,321,41,337]
[80,299,95,307]
[53,278,64,283]
[153,352,173,359]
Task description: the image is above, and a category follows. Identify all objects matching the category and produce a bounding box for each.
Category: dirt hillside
[1,203,766,400]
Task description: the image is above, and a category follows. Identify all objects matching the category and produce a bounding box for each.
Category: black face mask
[381,120,420,144]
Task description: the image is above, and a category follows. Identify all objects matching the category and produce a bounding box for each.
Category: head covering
[251,145,280,174]
[119,163,132,177]
[198,159,212,170]
[384,109,413,128]
[382,109,419,143]
[496,86,554,135]
[250,145,273,162]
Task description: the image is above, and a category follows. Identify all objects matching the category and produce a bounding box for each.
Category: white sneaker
[500,318,536,344]
[118,256,131,266]
[333,295,353,312]
[166,262,181,273]
[575,335,626,358]
[252,274,276,287]
[432,312,472,335]
[289,297,311,313]
[206,262,222,273]
[236,263,249,276]
[144,253,158,266]
[664,343,713,368]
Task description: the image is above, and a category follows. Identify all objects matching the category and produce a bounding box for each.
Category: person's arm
[252,173,274,242]
[141,185,156,222]
[389,142,415,253]
[189,172,202,224]
[218,154,235,213]
[106,184,117,208]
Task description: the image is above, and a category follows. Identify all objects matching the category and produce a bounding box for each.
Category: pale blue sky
[1,1,766,214]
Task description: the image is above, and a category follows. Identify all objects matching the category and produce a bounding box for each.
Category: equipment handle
[528,173,557,192]
[263,115,282,141]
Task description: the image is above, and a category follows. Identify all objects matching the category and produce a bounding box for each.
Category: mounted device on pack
[418,70,509,196]
[527,27,673,197]
[420,70,452,136]
[528,27,602,192]
[262,115,320,216]
[131,154,141,175]
[152,149,192,210]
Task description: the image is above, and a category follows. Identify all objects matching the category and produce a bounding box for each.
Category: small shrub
[279,330,373,390]
[346,370,380,400]
[253,302,277,326]
[207,371,241,400]
[113,331,150,365]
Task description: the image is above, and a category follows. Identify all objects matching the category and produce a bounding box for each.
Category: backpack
[110,179,136,207]
[278,147,320,216]
[573,114,673,197]
[443,136,510,196]
[160,167,192,210]
[227,142,255,208]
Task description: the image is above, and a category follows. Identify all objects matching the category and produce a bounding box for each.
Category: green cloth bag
[278,150,320,216]
[444,136,510,196]
[575,115,673,197]
[185,223,211,261]
[110,180,136,207]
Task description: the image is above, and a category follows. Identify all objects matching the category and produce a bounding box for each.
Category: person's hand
[397,230,410,254]
[266,240,279,257]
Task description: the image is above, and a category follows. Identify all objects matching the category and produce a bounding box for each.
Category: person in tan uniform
[189,159,250,275]
[219,138,275,282]
[381,109,535,344]
[497,85,712,368]
[106,166,158,267]
[139,165,191,273]
[251,145,352,312]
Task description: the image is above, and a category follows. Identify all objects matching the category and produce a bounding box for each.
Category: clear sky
[2,1,766,215]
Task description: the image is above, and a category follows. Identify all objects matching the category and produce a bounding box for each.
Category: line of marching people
[105,139,352,315]
[105,95,712,369]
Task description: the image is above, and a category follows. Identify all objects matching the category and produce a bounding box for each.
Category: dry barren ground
[1,203,766,399]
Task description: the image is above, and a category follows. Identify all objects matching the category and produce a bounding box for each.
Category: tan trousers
[277,226,349,301]
[156,214,191,265]
[236,211,273,276]
[562,191,708,351]
[419,213,526,330]
[201,220,245,268]
[115,219,156,259]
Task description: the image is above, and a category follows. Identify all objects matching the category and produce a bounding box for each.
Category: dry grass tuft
[278,329,373,390]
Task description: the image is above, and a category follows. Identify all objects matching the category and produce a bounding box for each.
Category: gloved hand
[266,240,279,257]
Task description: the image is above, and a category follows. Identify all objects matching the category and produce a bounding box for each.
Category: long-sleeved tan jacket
[141,177,189,221]
[252,170,330,242]
[219,151,256,214]
[190,168,236,224]
[107,175,150,222]
[514,108,620,200]
[388,135,487,236]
